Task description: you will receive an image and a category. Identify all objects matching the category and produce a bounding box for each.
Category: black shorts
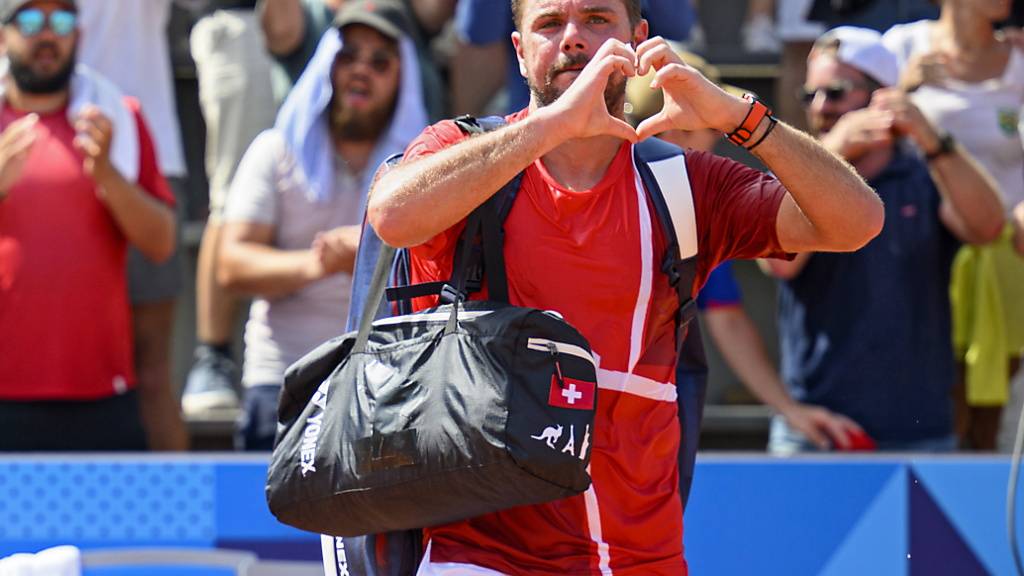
[0,391,147,451]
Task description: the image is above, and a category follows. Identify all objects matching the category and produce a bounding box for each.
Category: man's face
[804,54,874,136]
[512,0,647,110]
[330,24,401,142]
[2,1,78,95]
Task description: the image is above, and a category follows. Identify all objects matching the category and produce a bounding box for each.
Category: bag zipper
[527,338,597,370]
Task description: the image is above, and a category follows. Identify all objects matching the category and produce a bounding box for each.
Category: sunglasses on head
[10,8,77,37]
[335,46,397,75]
[798,80,869,105]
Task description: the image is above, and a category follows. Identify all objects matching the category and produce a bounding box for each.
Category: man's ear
[511,31,528,79]
[632,19,649,47]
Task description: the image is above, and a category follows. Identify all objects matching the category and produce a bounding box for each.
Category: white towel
[0,546,80,576]
[274,27,429,205]
[0,61,140,182]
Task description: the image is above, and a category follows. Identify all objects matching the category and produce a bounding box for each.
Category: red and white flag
[548,376,596,410]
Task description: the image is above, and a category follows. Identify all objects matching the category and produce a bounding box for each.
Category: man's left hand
[633,36,748,141]
[73,105,117,185]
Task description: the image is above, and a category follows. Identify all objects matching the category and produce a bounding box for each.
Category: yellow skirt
[951,226,1024,406]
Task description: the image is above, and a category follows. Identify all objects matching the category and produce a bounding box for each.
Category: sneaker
[182,345,240,415]
[742,14,781,54]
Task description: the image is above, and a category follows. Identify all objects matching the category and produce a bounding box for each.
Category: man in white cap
[762,26,1005,453]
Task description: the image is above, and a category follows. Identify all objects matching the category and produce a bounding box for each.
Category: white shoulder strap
[646,155,698,259]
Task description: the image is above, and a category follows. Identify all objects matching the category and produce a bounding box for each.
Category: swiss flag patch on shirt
[548,376,596,410]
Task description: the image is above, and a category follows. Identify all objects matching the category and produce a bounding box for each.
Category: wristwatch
[925,132,956,161]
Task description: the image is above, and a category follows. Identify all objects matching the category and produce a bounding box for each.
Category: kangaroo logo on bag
[299,379,330,477]
[531,424,563,448]
[531,424,592,460]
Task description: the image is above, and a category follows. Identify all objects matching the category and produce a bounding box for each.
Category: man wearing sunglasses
[762,26,1005,453]
[217,0,427,451]
[0,0,176,450]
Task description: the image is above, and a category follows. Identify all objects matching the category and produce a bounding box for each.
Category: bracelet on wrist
[745,116,778,152]
[925,132,956,162]
[725,94,773,147]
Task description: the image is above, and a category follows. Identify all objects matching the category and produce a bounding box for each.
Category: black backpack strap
[385,115,523,307]
[633,138,707,510]
[633,138,700,340]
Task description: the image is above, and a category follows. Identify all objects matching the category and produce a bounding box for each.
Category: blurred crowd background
[2,0,1024,454]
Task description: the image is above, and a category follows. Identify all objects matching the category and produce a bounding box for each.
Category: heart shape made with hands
[561,38,745,143]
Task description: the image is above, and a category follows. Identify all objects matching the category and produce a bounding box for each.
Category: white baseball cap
[813,26,899,88]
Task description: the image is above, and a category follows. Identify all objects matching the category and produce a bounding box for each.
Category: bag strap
[384,115,522,307]
[633,138,700,349]
[633,138,708,511]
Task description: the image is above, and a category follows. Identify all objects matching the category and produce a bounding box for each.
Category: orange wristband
[726,94,772,147]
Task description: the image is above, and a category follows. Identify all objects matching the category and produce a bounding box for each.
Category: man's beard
[8,44,76,95]
[529,53,627,115]
[330,91,397,142]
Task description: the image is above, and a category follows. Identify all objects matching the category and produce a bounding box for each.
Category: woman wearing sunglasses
[883,0,1024,452]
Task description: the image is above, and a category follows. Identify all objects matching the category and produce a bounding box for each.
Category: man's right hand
[0,114,38,200]
[780,402,865,450]
[540,38,640,144]
[306,225,361,279]
[819,107,894,161]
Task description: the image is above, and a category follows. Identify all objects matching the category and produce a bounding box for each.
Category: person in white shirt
[883,0,1024,451]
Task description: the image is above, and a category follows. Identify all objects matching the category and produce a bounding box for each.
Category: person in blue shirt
[761,27,1005,453]
[699,261,861,449]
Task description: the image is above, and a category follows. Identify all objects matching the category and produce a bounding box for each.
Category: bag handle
[353,204,486,353]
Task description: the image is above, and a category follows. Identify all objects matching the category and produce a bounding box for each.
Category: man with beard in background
[0,0,176,450]
[216,0,427,449]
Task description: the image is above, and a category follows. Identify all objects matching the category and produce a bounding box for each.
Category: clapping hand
[0,114,38,199]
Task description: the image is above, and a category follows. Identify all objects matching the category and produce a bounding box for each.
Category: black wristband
[925,132,956,161]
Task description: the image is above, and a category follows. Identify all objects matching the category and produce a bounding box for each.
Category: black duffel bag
[266,202,598,537]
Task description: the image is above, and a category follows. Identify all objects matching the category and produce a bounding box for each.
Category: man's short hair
[511,0,642,31]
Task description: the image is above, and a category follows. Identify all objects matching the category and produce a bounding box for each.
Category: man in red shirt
[0,0,176,450]
[367,0,884,573]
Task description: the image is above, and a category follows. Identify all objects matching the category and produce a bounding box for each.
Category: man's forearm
[368,110,564,248]
[705,309,795,413]
[218,242,317,298]
[752,122,883,253]
[258,0,305,56]
[97,171,176,262]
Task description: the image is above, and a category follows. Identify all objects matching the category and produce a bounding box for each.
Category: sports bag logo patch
[531,423,591,460]
[548,376,596,410]
[299,379,330,477]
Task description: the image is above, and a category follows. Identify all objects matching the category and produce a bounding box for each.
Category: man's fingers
[635,111,672,142]
[592,53,636,82]
[607,117,639,143]
[635,37,679,75]
[74,135,102,158]
[76,120,108,146]
[798,419,830,450]
[649,63,693,90]
[7,129,36,157]
[1,114,38,145]
[593,37,637,64]
[823,416,854,449]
